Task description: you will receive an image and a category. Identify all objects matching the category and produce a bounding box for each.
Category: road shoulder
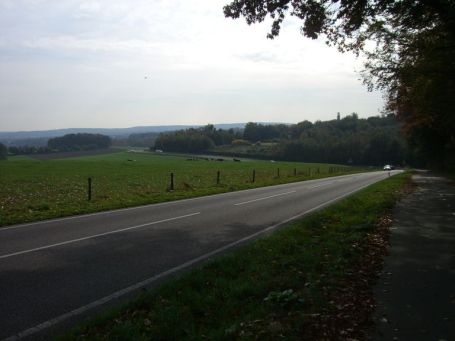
[370,172,455,340]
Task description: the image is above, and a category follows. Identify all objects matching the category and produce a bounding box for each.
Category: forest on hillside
[3,133,112,156]
[47,133,112,152]
[153,114,418,167]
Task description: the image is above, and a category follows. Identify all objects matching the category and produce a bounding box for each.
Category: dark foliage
[243,122,289,142]
[155,116,416,167]
[47,133,111,152]
[154,125,242,153]
[224,0,455,169]
[0,142,7,160]
[7,146,51,155]
[128,132,160,147]
[243,115,411,166]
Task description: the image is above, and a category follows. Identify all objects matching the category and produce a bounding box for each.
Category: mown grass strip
[61,172,411,340]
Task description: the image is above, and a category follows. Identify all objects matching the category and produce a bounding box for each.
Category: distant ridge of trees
[154,115,419,167]
[47,133,111,152]
[154,125,242,153]
[7,146,51,155]
[127,132,160,148]
[0,142,7,160]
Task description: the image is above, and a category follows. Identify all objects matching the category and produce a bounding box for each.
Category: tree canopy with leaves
[224,0,455,169]
[48,133,111,152]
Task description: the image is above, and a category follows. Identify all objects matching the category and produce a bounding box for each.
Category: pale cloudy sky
[0,0,384,131]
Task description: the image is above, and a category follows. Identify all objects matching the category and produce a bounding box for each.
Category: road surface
[0,170,400,339]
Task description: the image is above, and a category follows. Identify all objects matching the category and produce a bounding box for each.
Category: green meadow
[0,152,368,226]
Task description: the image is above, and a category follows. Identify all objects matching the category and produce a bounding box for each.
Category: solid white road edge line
[0,212,200,260]
[234,190,296,206]
[4,179,379,341]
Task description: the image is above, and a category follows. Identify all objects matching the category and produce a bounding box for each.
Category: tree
[0,142,7,160]
[128,132,159,147]
[48,133,111,151]
[243,122,282,142]
[154,128,215,153]
[224,0,455,169]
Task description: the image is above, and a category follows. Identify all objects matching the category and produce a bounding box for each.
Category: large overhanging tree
[224,0,455,169]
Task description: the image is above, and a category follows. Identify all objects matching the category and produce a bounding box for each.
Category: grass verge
[61,172,411,340]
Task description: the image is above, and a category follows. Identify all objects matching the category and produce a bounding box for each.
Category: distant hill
[0,124,249,147]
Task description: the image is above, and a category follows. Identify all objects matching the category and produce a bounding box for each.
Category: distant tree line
[243,122,289,142]
[0,142,7,160]
[153,115,420,167]
[273,115,412,166]
[4,133,112,156]
[7,146,52,155]
[127,132,160,147]
[0,137,49,147]
[47,133,111,151]
[154,125,242,153]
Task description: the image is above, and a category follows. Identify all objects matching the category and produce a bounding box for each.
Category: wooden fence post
[87,177,92,201]
[170,172,174,190]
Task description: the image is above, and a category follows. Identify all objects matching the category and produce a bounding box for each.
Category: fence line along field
[0,151,368,227]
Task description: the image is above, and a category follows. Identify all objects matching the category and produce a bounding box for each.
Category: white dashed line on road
[234,191,296,206]
[0,212,200,260]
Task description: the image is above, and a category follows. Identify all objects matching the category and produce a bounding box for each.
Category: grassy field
[61,172,411,340]
[0,152,368,226]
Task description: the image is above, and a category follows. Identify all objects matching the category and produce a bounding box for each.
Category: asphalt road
[0,170,400,340]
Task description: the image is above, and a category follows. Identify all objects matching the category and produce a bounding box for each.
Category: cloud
[23,36,158,53]
[237,51,280,63]
[0,0,383,131]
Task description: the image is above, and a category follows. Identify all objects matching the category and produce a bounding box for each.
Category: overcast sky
[0,0,384,131]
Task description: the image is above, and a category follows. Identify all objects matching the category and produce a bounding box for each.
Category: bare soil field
[28,148,121,160]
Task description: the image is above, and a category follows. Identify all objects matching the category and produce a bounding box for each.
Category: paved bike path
[371,172,455,340]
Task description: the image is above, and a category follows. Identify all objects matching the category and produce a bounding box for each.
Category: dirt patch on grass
[28,148,121,160]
